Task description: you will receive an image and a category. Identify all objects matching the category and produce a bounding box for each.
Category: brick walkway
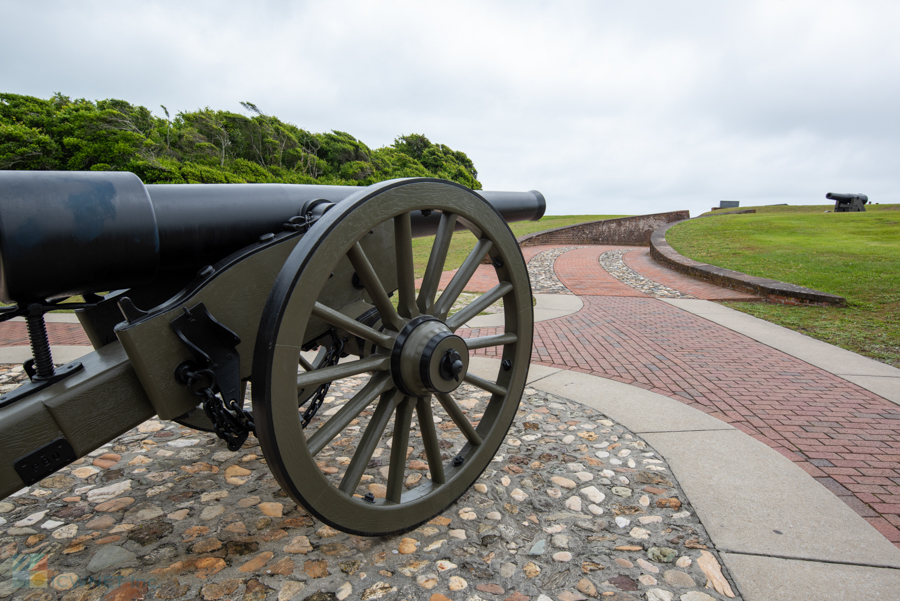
[0,320,90,346]
[4,244,900,546]
[470,245,900,546]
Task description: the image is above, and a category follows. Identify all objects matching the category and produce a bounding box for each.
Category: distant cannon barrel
[826,192,868,203]
[0,171,546,303]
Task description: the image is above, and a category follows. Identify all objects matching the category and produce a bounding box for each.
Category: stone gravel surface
[597,251,694,299]
[528,249,580,295]
[0,364,740,601]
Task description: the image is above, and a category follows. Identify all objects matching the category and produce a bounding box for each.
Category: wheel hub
[391,315,469,397]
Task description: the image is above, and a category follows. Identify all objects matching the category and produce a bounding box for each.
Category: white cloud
[2,0,897,216]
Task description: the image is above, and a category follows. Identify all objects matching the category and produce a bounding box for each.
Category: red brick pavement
[420,244,551,294]
[0,320,90,347]
[555,246,649,297]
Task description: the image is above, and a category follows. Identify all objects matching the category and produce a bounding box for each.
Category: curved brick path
[3,244,900,548]
[474,245,900,547]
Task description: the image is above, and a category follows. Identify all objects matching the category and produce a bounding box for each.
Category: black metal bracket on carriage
[170,302,242,407]
[170,302,256,451]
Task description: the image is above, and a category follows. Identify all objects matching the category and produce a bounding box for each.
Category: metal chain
[299,332,345,428]
[183,368,255,452]
[179,331,345,450]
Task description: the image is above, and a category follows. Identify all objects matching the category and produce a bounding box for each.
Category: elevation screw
[25,304,55,380]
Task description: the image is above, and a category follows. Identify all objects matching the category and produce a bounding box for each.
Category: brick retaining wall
[650,221,846,306]
[518,211,690,247]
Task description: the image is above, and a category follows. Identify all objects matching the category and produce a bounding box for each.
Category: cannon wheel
[251,179,533,536]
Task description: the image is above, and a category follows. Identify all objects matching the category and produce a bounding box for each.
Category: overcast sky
[2,1,897,216]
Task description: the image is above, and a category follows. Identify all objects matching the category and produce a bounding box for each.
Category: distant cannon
[826,192,867,213]
[0,170,545,536]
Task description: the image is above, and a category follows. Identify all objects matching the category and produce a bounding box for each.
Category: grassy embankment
[666,205,900,368]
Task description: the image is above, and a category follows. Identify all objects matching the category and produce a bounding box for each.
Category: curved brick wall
[650,221,846,306]
[518,211,690,247]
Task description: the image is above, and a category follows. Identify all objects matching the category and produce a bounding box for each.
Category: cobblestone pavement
[0,367,739,601]
[527,248,580,294]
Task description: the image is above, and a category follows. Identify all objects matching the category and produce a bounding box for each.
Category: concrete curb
[0,345,92,365]
[467,356,900,599]
[649,221,846,306]
[7,314,81,323]
[462,293,583,328]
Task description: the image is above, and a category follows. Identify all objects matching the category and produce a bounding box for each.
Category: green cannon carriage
[0,171,544,536]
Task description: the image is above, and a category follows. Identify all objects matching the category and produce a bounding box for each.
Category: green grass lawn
[411,214,625,278]
[666,204,900,368]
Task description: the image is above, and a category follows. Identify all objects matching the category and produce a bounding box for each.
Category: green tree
[0,93,483,189]
[0,123,57,169]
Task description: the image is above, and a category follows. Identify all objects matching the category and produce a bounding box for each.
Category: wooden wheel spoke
[417,212,458,314]
[306,374,392,456]
[464,332,518,350]
[347,242,405,331]
[298,354,315,371]
[436,392,483,447]
[394,213,419,319]
[312,302,394,349]
[386,396,415,503]
[434,238,493,320]
[339,389,400,495]
[415,397,446,484]
[296,355,389,391]
[462,373,507,397]
[446,281,513,330]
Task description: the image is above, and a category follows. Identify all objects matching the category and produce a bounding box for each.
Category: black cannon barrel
[826,192,868,203]
[0,171,545,303]
[146,182,359,270]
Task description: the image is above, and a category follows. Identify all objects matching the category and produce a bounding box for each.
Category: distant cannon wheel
[251,179,533,536]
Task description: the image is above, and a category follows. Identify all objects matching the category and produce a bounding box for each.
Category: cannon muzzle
[0,171,545,303]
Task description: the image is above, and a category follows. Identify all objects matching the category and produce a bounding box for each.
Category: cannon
[826,192,867,212]
[0,170,545,536]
